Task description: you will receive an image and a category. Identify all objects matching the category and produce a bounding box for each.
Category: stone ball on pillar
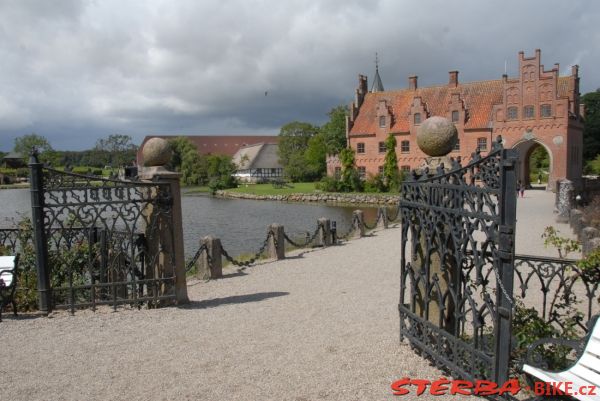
[142,138,173,167]
[416,116,458,157]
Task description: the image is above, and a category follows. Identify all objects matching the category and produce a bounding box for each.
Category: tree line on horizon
[2,89,600,184]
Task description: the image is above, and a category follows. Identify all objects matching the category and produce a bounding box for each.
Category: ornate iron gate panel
[399,137,518,384]
[29,153,177,313]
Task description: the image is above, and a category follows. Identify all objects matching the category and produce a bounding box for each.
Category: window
[358,166,366,179]
[379,116,386,128]
[453,139,460,151]
[334,167,341,179]
[357,142,365,153]
[477,137,488,151]
[507,106,518,120]
[451,110,459,122]
[378,166,384,175]
[414,113,421,125]
[401,165,411,172]
[541,104,552,118]
[378,141,386,153]
[401,140,410,153]
[524,105,534,119]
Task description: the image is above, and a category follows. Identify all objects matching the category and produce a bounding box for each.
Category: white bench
[523,315,600,401]
[0,255,18,321]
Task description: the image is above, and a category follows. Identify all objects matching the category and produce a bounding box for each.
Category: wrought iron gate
[399,137,518,384]
[29,152,177,313]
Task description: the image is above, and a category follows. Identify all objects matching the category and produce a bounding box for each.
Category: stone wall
[214,190,400,206]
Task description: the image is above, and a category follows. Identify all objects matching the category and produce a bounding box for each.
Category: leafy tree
[277,121,319,182]
[319,105,348,154]
[206,154,237,192]
[304,133,327,179]
[13,133,58,164]
[92,134,138,167]
[169,137,207,185]
[339,147,361,192]
[582,90,600,162]
[383,134,401,192]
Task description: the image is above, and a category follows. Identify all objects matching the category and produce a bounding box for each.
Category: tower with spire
[371,52,384,93]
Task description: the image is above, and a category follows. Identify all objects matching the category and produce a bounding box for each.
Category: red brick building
[327,49,584,189]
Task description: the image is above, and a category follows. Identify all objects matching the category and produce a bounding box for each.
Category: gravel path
[0,189,574,401]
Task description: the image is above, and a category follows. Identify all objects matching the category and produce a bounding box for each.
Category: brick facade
[327,49,584,190]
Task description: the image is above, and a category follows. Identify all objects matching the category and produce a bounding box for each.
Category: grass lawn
[184,186,212,194]
[226,182,317,195]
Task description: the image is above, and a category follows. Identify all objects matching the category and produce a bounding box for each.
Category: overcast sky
[1,0,599,151]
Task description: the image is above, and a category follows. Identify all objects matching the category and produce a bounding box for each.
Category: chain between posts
[336,214,360,240]
[185,243,209,272]
[387,205,401,222]
[283,223,322,248]
[362,210,381,230]
[220,230,273,268]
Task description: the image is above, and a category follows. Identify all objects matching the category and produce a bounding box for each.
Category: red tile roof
[349,77,571,135]
[139,135,279,157]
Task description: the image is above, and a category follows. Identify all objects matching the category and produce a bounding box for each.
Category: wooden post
[352,210,365,238]
[318,218,331,247]
[268,224,285,260]
[377,207,389,229]
[197,236,222,279]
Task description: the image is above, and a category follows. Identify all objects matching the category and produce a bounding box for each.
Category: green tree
[319,105,348,154]
[304,133,327,179]
[383,134,401,192]
[277,121,319,182]
[339,147,361,192]
[206,154,237,192]
[582,90,600,163]
[14,133,58,165]
[169,137,207,185]
[92,134,138,167]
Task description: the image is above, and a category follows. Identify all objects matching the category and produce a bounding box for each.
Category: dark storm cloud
[0,0,599,151]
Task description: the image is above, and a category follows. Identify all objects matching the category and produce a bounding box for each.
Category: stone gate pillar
[413,116,459,334]
[139,138,189,304]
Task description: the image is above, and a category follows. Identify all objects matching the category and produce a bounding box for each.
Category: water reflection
[0,189,387,257]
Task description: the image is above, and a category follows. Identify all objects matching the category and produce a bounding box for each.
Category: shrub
[315,176,340,192]
[363,174,386,193]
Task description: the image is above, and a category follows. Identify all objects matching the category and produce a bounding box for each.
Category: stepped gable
[349,76,572,136]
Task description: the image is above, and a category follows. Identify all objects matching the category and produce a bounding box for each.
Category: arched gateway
[512,138,553,188]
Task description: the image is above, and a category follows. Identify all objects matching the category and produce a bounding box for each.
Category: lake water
[0,189,384,257]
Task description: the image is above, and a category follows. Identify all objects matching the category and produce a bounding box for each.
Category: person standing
[519,181,525,198]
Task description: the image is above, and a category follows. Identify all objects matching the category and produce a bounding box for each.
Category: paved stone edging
[215,190,400,205]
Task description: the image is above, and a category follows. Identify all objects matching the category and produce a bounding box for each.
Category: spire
[371,52,384,93]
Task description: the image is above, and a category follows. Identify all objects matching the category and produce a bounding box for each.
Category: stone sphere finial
[416,116,458,157]
[142,137,172,167]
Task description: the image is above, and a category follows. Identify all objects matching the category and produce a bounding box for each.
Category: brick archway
[512,139,553,189]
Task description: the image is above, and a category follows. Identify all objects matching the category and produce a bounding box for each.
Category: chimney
[409,75,418,90]
[572,65,579,77]
[449,71,458,87]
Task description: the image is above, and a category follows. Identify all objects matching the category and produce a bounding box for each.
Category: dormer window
[451,110,459,122]
[414,113,421,125]
[379,116,386,128]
